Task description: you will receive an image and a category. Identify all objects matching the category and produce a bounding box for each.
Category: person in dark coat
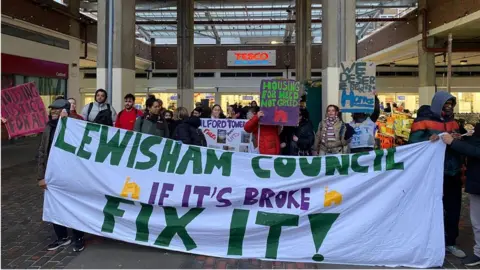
[409,91,465,258]
[279,126,296,156]
[295,109,315,156]
[174,116,207,147]
[37,99,86,252]
[442,123,480,266]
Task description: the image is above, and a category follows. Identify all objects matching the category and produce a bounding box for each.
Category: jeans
[53,224,84,241]
[470,194,480,257]
[443,174,463,246]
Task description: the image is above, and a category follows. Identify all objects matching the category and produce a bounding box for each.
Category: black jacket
[295,120,315,151]
[174,117,207,147]
[279,126,296,155]
[449,134,480,195]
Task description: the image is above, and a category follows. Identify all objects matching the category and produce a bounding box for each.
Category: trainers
[73,238,85,252]
[463,254,480,266]
[446,245,467,258]
[47,238,71,251]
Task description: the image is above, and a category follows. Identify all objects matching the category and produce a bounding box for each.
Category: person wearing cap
[37,99,85,252]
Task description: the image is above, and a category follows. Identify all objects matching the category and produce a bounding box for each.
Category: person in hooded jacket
[294,109,315,156]
[244,106,281,155]
[409,91,466,258]
[348,95,380,153]
[81,89,117,126]
[174,107,207,146]
[441,124,480,266]
[37,99,86,252]
[134,96,169,138]
[279,125,296,155]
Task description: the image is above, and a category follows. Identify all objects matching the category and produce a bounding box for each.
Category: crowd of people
[35,89,479,266]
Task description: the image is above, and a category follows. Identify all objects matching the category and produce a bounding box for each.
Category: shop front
[220,94,260,109]
[1,53,68,109]
[377,93,419,113]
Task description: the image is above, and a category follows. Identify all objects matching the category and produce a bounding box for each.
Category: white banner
[44,118,446,268]
[200,118,252,152]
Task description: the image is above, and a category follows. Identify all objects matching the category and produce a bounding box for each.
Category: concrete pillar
[417,0,436,107]
[177,0,195,111]
[67,0,81,105]
[321,0,356,114]
[295,0,312,85]
[96,0,136,111]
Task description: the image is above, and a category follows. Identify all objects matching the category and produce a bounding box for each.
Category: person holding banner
[244,107,281,155]
[37,99,85,252]
[348,94,380,153]
[442,125,480,266]
[314,105,353,155]
[173,107,207,147]
[409,91,466,258]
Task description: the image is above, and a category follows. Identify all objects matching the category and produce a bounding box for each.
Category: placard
[199,118,251,152]
[259,79,300,126]
[339,61,376,113]
[1,82,48,138]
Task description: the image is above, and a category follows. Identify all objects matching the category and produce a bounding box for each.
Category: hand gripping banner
[44,118,446,268]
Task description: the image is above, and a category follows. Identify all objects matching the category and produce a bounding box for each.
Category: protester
[81,89,116,126]
[191,107,203,118]
[67,98,83,120]
[384,103,392,113]
[227,105,238,119]
[380,102,385,111]
[134,96,169,137]
[173,107,207,146]
[244,107,281,155]
[294,109,315,156]
[441,125,480,266]
[115,94,143,131]
[279,126,296,155]
[299,99,307,110]
[409,91,465,258]
[348,94,380,153]
[211,104,226,119]
[314,105,353,155]
[37,99,85,252]
[250,101,258,108]
[163,110,176,138]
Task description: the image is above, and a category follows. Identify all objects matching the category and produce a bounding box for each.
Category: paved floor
[1,137,476,269]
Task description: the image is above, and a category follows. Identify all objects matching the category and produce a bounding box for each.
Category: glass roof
[80,0,418,45]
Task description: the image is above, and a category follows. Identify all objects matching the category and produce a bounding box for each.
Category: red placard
[1,83,48,138]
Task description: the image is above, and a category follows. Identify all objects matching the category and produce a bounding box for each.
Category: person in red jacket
[244,107,281,155]
[115,93,143,131]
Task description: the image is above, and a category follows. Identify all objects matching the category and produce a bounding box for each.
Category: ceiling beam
[137,17,408,25]
[357,10,382,38]
[204,10,221,44]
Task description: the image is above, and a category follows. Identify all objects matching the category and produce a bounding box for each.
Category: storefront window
[221,94,260,110]
[194,93,215,107]
[1,74,66,109]
[378,94,419,113]
[451,92,480,113]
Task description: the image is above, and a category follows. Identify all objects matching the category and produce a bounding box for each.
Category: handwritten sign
[200,118,251,152]
[1,83,48,138]
[259,79,300,126]
[339,61,376,113]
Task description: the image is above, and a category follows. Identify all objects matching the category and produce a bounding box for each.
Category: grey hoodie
[81,102,117,122]
[430,91,456,120]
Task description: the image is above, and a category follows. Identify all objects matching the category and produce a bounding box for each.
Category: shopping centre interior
[2,0,480,117]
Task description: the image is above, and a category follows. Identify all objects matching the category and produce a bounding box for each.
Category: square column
[177,0,195,111]
[96,0,136,111]
[418,0,436,107]
[67,0,81,105]
[321,0,356,114]
[295,0,312,84]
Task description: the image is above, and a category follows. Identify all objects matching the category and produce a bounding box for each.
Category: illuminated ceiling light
[460,60,468,65]
[271,41,278,44]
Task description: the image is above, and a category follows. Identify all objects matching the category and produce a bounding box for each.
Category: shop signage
[44,117,446,268]
[260,79,300,126]
[1,54,69,79]
[1,82,48,138]
[242,96,254,100]
[338,61,376,113]
[227,50,276,67]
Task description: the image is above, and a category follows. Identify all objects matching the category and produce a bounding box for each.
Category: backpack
[87,103,113,126]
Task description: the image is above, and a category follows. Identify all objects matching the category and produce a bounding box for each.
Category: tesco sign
[227,50,276,66]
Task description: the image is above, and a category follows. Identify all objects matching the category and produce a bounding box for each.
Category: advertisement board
[227,50,276,66]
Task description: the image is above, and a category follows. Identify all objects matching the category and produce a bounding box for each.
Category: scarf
[323,117,338,143]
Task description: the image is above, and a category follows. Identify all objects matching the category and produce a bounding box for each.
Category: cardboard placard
[339,61,376,113]
[259,79,300,126]
[1,83,48,138]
